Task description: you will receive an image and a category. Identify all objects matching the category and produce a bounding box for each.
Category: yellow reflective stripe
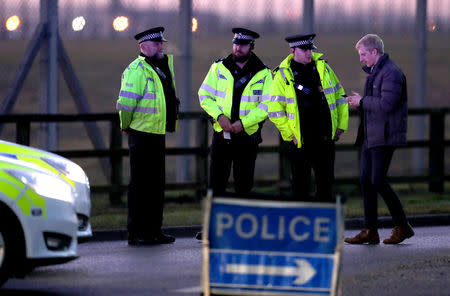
[0,174,46,218]
[143,93,156,100]
[286,97,295,104]
[270,95,295,104]
[135,106,158,114]
[279,68,287,83]
[0,175,21,200]
[336,97,348,105]
[241,96,259,103]
[116,103,158,114]
[16,194,32,216]
[323,87,334,95]
[200,83,226,98]
[268,111,286,118]
[116,102,134,112]
[257,102,268,112]
[239,110,254,116]
[260,94,270,101]
[17,188,46,218]
[270,95,286,103]
[119,90,143,100]
[324,84,344,95]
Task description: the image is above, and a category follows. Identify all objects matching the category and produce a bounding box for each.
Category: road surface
[2,226,449,296]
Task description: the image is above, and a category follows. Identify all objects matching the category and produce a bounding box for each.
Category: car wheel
[0,211,21,287]
[0,224,9,286]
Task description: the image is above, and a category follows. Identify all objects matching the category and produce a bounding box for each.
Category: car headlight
[6,169,74,203]
[41,157,89,185]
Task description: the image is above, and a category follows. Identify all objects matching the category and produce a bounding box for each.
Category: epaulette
[128,61,139,70]
[214,57,225,63]
[129,57,147,70]
[272,66,280,73]
[127,64,138,70]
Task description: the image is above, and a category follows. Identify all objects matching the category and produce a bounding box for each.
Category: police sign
[202,196,343,296]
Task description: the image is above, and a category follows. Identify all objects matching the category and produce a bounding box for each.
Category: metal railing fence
[0,108,448,204]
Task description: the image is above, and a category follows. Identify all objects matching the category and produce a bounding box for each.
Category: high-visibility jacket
[268,52,348,148]
[198,59,273,135]
[116,55,176,135]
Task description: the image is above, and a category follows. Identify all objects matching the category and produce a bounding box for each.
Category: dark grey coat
[355,54,408,148]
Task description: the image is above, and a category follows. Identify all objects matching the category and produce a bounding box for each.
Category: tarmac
[90,213,450,242]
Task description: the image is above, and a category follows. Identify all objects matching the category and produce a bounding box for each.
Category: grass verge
[90,187,450,230]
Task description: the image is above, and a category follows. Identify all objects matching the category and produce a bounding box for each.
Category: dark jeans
[360,143,408,230]
[209,131,258,195]
[127,129,165,237]
[289,140,335,201]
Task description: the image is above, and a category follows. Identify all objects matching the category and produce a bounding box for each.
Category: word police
[216,212,331,242]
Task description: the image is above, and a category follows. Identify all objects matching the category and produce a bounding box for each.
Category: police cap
[285,33,317,49]
[134,27,167,44]
[232,27,260,45]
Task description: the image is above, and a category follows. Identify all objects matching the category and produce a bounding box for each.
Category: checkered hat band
[139,32,163,43]
[289,40,313,47]
[234,33,254,40]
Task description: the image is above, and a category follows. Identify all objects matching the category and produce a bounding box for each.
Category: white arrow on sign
[225,259,316,285]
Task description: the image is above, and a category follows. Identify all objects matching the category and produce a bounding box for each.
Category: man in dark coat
[345,34,414,245]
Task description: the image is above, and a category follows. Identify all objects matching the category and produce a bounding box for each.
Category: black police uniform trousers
[209,131,258,195]
[289,139,335,202]
[127,129,165,238]
[360,142,408,230]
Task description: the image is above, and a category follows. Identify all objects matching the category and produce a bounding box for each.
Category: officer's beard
[232,51,251,63]
[151,52,164,60]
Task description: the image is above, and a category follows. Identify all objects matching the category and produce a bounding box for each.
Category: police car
[0,156,78,287]
[0,140,92,240]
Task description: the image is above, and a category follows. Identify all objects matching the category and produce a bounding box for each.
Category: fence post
[412,0,427,175]
[176,0,193,184]
[303,0,314,33]
[16,120,31,146]
[429,109,444,193]
[195,115,209,199]
[109,116,123,205]
[279,136,290,194]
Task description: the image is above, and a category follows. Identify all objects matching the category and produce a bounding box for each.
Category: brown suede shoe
[344,229,380,244]
[383,223,414,244]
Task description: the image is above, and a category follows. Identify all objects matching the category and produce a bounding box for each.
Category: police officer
[268,33,348,202]
[116,27,179,246]
[198,28,272,196]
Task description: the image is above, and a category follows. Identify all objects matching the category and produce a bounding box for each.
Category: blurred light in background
[113,16,129,32]
[192,17,198,32]
[285,9,300,21]
[72,16,86,32]
[428,19,438,32]
[6,15,20,31]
